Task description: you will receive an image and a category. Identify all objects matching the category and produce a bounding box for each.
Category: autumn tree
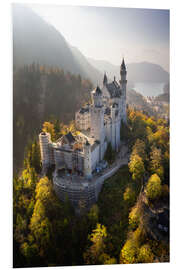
[145,174,162,201]
[42,121,55,141]
[83,223,115,265]
[123,186,136,206]
[132,139,147,162]
[129,154,145,182]
[137,244,154,263]
[83,223,107,264]
[120,226,146,264]
[129,204,141,229]
[120,237,139,264]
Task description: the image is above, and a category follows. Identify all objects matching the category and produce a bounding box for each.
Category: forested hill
[13,64,92,174]
[13,4,102,84]
[13,108,169,267]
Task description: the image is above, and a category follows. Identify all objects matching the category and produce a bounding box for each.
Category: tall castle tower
[119,58,127,123]
[39,132,52,167]
[90,86,105,160]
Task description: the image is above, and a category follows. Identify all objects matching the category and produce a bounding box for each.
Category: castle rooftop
[106,82,121,98]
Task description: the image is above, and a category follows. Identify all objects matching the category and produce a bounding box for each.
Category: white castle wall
[54,148,65,169]
[91,144,100,171]
[75,110,90,131]
[90,106,104,141]
[83,142,92,178]
[105,120,112,143]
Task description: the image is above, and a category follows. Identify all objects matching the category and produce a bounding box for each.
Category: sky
[30,4,169,72]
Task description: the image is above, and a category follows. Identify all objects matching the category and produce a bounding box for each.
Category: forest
[13,104,169,267]
[13,64,92,174]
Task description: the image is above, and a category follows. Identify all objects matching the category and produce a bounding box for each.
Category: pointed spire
[95,85,102,95]
[121,58,126,70]
[103,72,108,85]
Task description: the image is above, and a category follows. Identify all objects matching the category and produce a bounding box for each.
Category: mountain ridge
[88,58,169,83]
[13,4,101,85]
[13,4,169,94]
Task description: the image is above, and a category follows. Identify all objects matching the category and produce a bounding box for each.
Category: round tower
[39,132,51,167]
[90,86,104,141]
[83,140,92,179]
[90,86,105,160]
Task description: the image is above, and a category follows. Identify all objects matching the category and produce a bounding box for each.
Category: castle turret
[90,86,105,160]
[39,132,52,167]
[91,86,104,142]
[119,58,127,122]
[91,86,103,107]
[83,140,92,178]
[120,58,127,94]
[103,72,108,85]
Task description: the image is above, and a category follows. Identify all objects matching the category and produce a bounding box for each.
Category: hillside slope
[13,4,101,84]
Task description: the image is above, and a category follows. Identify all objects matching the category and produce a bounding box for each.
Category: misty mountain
[13,4,101,84]
[88,58,169,84]
[70,46,102,85]
[13,4,169,95]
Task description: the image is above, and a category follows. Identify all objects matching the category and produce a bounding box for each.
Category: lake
[132,82,165,97]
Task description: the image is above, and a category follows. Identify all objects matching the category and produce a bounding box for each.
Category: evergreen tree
[104,142,115,164]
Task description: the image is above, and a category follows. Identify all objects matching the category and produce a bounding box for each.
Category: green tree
[24,140,41,173]
[104,142,115,164]
[88,204,99,228]
[120,120,131,142]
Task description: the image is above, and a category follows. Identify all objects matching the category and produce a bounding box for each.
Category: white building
[39,59,127,179]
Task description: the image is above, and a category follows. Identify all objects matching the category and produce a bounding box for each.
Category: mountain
[88,58,169,84]
[13,4,102,84]
[154,81,169,103]
[70,46,102,85]
[13,4,169,89]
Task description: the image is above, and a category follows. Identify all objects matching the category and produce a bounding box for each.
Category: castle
[39,59,127,210]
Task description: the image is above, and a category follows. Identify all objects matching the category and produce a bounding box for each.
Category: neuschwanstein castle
[39,59,127,211]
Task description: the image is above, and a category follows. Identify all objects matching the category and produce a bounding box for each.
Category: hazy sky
[30,4,169,71]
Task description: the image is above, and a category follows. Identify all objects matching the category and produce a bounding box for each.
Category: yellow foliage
[145,174,162,200]
[120,238,139,264]
[129,205,141,228]
[138,244,154,263]
[42,122,55,140]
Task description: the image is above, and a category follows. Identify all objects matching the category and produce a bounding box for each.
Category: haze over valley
[13,4,169,97]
